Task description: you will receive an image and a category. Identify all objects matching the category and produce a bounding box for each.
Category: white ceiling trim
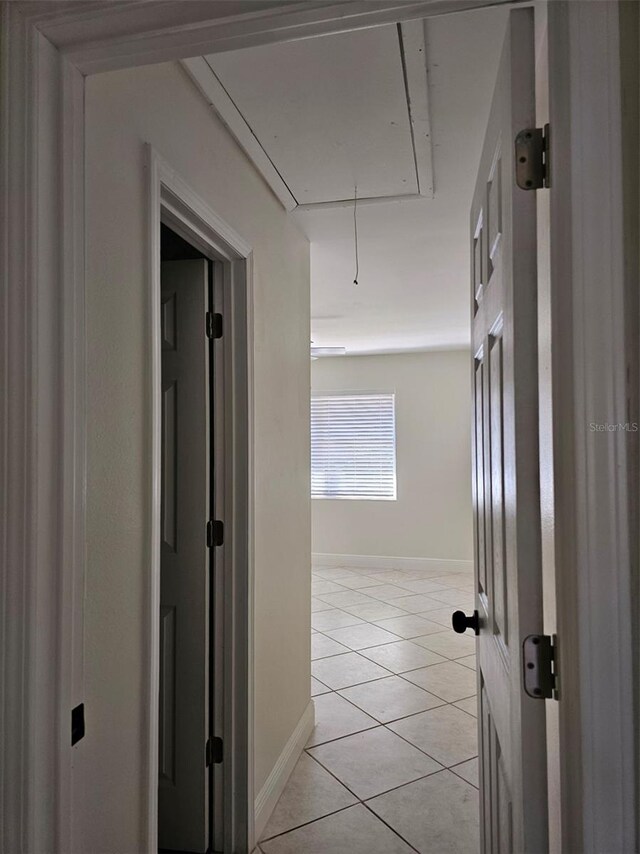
[53,0,514,76]
[183,21,434,212]
[296,192,425,211]
[399,20,434,197]
[182,55,298,211]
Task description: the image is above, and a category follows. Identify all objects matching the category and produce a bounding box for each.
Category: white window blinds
[311,393,397,500]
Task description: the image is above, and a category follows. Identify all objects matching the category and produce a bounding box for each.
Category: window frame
[310,390,398,501]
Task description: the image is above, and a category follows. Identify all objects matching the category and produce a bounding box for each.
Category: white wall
[312,351,473,562]
[80,62,311,852]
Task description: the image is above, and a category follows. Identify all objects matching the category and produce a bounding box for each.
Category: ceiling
[195,4,509,354]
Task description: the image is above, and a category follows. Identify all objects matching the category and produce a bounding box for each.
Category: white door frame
[546,3,636,851]
[149,148,253,852]
[0,2,634,852]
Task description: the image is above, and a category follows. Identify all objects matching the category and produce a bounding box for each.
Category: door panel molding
[159,606,177,785]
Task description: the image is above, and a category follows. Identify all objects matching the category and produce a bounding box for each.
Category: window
[311,393,397,500]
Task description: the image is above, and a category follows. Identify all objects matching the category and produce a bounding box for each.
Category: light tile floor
[257,564,480,853]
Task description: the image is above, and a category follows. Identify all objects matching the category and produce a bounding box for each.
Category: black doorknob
[452,609,480,636]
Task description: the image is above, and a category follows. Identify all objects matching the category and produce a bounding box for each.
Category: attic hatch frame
[183,18,435,212]
[0,2,635,853]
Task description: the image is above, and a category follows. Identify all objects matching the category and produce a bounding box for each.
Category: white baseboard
[254,700,315,843]
[312,552,473,574]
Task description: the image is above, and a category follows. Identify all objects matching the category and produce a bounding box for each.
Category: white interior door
[159,259,210,853]
[469,8,548,852]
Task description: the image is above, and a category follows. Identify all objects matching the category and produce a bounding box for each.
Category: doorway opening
[304,360,478,852]
[149,152,253,854]
[226,4,546,852]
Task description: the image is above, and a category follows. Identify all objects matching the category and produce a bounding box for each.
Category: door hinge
[206,519,224,548]
[515,123,550,190]
[523,634,558,700]
[206,311,223,339]
[206,736,223,766]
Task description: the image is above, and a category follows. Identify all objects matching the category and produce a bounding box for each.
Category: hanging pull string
[353,184,359,285]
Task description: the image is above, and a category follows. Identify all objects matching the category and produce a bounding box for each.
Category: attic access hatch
[184,21,433,211]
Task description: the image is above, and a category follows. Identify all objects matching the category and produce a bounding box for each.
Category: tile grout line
[312,628,475,662]
[310,589,479,765]
[303,749,437,854]
[263,569,477,850]
[359,800,423,854]
[313,636,478,704]
[260,800,357,844]
[301,750,446,853]
[312,574,479,738]
[261,746,474,849]
[310,682,477,775]
[448,760,480,790]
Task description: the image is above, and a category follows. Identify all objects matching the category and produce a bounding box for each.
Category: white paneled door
[469,8,547,853]
[159,259,210,853]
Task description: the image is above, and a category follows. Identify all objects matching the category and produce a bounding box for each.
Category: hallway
[257,563,479,853]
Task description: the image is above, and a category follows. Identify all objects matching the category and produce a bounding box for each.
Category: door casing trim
[547,3,636,851]
[149,147,253,852]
